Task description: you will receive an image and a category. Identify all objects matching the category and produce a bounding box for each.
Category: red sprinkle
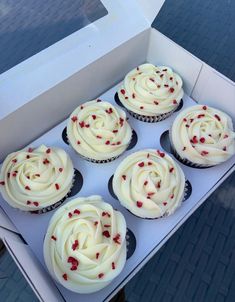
[85,124,90,128]
[62,274,68,281]
[113,130,118,133]
[183,118,187,122]
[112,262,116,270]
[148,192,155,196]
[201,150,209,156]
[223,147,227,151]
[7,173,10,178]
[186,125,190,128]
[71,116,78,122]
[224,134,228,139]
[157,181,161,188]
[157,85,161,88]
[157,150,165,158]
[154,101,159,105]
[92,115,97,120]
[197,114,205,118]
[104,224,111,228]
[183,147,186,151]
[77,141,81,145]
[170,77,173,80]
[214,114,221,121]
[94,221,98,226]
[160,74,164,78]
[119,118,124,127]
[27,200,31,205]
[46,148,51,154]
[164,84,169,87]
[59,168,63,172]
[148,162,153,166]
[200,137,205,143]
[113,234,121,244]
[169,88,175,93]
[116,141,121,145]
[140,106,144,109]
[97,99,102,102]
[26,155,30,159]
[68,212,73,218]
[147,153,150,158]
[136,201,143,208]
[43,158,50,165]
[12,172,17,177]
[144,181,148,186]
[120,89,125,95]
[28,148,33,153]
[173,100,177,105]
[191,136,198,144]
[25,186,30,190]
[132,93,136,99]
[105,140,110,145]
[33,202,39,206]
[96,253,100,259]
[51,235,57,241]
[163,202,167,206]
[102,211,111,218]
[125,96,128,99]
[122,175,126,180]
[55,183,60,190]
[68,257,79,271]
[106,108,113,114]
[102,231,110,238]
[98,273,104,279]
[74,209,81,215]
[96,135,102,139]
[72,240,79,251]
[35,174,40,177]
[170,194,174,199]
[12,159,17,163]
[169,167,174,173]
[79,121,85,128]
[138,162,144,167]
[202,106,207,110]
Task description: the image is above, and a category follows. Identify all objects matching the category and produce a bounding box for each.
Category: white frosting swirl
[171,105,235,166]
[67,100,132,161]
[118,63,184,116]
[113,149,185,219]
[0,145,74,211]
[43,195,126,294]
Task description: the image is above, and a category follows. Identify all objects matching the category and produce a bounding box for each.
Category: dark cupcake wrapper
[169,128,214,169]
[30,170,76,214]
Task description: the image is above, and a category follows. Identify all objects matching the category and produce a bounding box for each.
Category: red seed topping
[154,101,159,105]
[72,240,79,251]
[102,211,111,217]
[43,158,50,165]
[214,114,221,121]
[122,175,126,180]
[68,257,79,271]
[201,150,209,156]
[80,105,84,110]
[27,200,31,205]
[183,147,186,151]
[104,224,111,228]
[77,140,81,145]
[46,148,51,154]
[33,202,39,206]
[148,192,155,196]
[186,124,190,128]
[136,201,143,208]
[105,140,110,145]
[68,212,73,218]
[138,162,144,167]
[160,74,164,78]
[102,230,110,238]
[55,183,60,190]
[74,209,81,215]
[98,273,104,279]
[26,155,30,159]
[169,167,174,173]
[94,221,98,226]
[79,121,85,128]
[96,135,102,139]
[190,118,194,123]
[35,174,40,177]
[157,150,165,158]
[132,77,136,80]
[144,181,148,186]
[183,118,187,122]
[137,67,139,71]
[120,89,125,95]
[95,253,100,260]
[12,159,17,163]
[170,77,173,80]
[147,153,150,158]
[200,137,205,143]
[163,202,167,206]
[202,106,207,110]
[148,162,153,166]
[7,173,10,178]
[149,78,155,82]
[12,172,17,177]
[113,130,118,133]
[28,148,33,153]
[116,141,121,145]
[113,234,121,244]
[51,235,57,241]
[71,116,78,122]
[97,99,102,102]
[25,185,30,190]
[169,88,174,93]
[170,194,174,199]
[164,84,169,87]
[119,117,124,126]
[62,274,68,281]
[85,124,90,128]
[223,147,227,151]
[224,134,228,138]
[132,93,136,99]
[157,181,161,188]
[125,96,128,99]
[92,115,97,120]
[59,168,63,172]
[140,106,144,109]
[112,262,116,270]
[157,85,161,88]
[173,100,177,105]
[191,136,198,144]
[106,108,113,114]
[197,114,205,118]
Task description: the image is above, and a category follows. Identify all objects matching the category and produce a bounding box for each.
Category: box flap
[137,0,166,24]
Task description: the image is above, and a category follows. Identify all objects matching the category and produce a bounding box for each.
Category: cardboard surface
[0,82,234,302]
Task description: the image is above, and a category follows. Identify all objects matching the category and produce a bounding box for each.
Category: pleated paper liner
[160,130,214,169]
[62,126,138,163]
[114,92,183,123]
[108,174,192,220]
[30,168,83,214]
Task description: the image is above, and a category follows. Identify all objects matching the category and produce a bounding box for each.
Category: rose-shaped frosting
[0,145,74,211]
[113,149,185,218]
[171,105,235,166]
[118,63,184,116]
[67,100,132,161]
[43,195,126,294]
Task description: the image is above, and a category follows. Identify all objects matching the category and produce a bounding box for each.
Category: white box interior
[0,27,235,302]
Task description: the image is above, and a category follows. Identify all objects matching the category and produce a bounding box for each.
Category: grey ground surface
[0,0,235,301]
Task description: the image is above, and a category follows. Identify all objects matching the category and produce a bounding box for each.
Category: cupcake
[170,105,235,167]
[0,145,74,213]
[43,195,127,294]
[113,149,185,219]
[117,63,184,122]
[67,100,132,163]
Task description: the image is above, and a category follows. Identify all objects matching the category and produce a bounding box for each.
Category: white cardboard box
[0,1,235,301]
